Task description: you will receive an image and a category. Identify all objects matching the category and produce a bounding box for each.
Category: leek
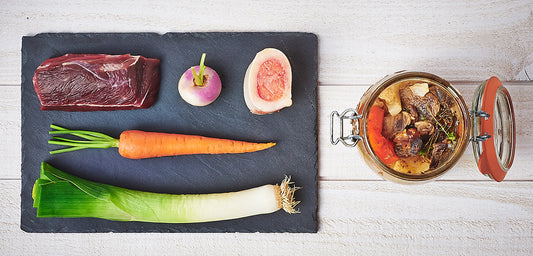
[33,162,300,223]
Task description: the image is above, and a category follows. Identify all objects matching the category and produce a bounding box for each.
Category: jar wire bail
[330,108,362,147]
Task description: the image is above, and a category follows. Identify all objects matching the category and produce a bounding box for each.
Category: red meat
[32,54,160,111]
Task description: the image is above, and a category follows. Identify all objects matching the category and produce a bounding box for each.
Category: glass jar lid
[471,77,516,181]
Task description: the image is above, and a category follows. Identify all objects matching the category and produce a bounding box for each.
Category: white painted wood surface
[1,0,532,255]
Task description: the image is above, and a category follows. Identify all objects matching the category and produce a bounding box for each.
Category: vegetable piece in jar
[367,105,399,165]
[378,82,402,115]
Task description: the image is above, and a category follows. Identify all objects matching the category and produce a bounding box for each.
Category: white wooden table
[1,1,533,255]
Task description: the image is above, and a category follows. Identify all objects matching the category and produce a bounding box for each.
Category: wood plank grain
[2,82,532,180]
[1,0,532,85]
[2,180,531,255]
[0,86,20,179]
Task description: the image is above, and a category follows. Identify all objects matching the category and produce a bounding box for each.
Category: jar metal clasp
[330,108,362,147]
[471,110,492,142]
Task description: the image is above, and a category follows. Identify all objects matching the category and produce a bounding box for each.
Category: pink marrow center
[256,58,288,101]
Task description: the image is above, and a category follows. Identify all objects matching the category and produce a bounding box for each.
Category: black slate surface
[20,33,318,233]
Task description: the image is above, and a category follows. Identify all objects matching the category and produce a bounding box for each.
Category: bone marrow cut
[32,54,160,111]
[243,48,292,115]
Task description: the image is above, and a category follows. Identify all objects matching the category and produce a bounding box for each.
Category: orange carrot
[48,125,275,159]
[118,130,276,159]
[367,105,399,165]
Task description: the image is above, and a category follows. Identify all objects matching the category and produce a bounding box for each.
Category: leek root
[32,162,300,223]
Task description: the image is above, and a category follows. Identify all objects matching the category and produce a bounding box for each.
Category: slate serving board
[20,32,318,233]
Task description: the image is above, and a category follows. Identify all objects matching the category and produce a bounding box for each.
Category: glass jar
[330,71,515,184]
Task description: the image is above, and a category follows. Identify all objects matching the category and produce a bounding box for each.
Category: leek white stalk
[32,162,300,223]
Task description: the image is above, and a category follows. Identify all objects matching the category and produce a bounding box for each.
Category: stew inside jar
[368,79,462,175]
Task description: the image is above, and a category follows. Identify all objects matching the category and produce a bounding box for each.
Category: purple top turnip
[178,53,221,106]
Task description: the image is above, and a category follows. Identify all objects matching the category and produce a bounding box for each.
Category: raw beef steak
[32,54,160,111]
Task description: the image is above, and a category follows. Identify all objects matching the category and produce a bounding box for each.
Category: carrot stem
[50,146,90,155]
[48,125,119,155]
[51,137,104,144]
[49,130,115,140]
[48,140,115,148]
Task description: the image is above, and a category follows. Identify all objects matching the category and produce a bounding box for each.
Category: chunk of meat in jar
[429,86,455,108]
[382,111,412,140]
[399,86,440,120]
[393,128,423,157]
[414,121,435,137]
[430,142,449,169]
[406,104,418,121]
